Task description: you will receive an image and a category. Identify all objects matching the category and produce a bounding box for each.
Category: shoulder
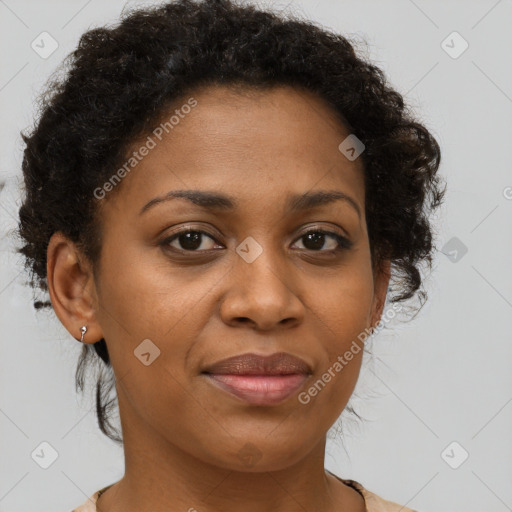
[338,477,419,512]
[71,483,113,512]
[72,479,418,512]
[70,491,99,512]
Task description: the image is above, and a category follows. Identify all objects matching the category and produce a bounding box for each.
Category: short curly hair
[16,0,446,444]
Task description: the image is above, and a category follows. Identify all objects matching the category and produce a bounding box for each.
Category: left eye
[292,230,352,252]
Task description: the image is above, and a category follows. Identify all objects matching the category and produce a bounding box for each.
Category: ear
[46,232,103,345]
[369,258,391,331]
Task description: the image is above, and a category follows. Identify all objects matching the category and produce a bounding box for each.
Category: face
[49,84,390,472]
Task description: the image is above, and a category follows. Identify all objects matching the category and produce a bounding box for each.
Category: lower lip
[204,373,309,405]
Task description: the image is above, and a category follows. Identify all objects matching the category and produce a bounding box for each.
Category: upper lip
[202,352,312,376]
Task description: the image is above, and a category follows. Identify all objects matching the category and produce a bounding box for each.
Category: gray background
[1,0,511,511]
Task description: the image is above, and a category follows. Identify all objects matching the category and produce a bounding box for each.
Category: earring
[80,325,87,343]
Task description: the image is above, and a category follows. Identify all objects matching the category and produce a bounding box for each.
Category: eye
[160,227,353,255]
[162,229,222,253]
[292,229,353,252]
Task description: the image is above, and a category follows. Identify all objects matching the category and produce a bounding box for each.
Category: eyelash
[160,227,353,255]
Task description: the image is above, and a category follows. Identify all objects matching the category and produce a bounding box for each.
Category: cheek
[301,264,374,407]
[94,240,228,387]
[96,239,207,337]
[310,261,375,345]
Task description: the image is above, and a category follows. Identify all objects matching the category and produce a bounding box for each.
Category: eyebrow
[139,189,361,219]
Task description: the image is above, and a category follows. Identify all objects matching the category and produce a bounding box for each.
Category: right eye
[160,229,224,253]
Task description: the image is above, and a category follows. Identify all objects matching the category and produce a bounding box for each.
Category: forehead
[100,84,365,220]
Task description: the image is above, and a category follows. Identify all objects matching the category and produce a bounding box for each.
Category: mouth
[201,352,312,406]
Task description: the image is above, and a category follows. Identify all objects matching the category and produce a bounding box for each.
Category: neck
[95,387,365,512]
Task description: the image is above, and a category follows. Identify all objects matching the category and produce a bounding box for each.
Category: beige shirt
[71,476,417,512]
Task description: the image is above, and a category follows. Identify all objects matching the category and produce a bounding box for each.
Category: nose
[219,250,305,331]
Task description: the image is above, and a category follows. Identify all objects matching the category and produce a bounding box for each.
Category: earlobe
[46,232,103,344]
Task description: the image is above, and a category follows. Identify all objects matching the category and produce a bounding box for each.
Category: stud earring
[80,325,87,343]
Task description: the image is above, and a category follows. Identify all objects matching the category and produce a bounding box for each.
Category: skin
[47,84,391,512]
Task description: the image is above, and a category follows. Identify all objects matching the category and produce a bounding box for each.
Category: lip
[204,374,309,405]
[201,352,312,405]
[201,352,312,375]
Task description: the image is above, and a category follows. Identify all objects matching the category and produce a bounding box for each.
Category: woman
[17,0,445,510]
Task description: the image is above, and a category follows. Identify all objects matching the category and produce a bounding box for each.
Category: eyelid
[163,223,222,240]
[296,223,349,239]
[164,222,350,239]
